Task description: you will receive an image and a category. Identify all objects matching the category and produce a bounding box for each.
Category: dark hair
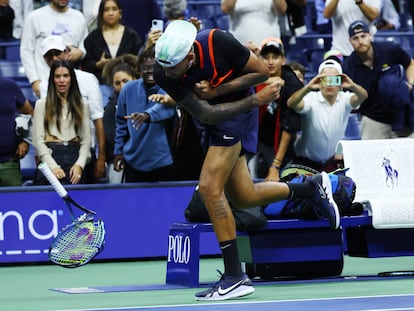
[288,61,306,76]
[102,53,139,85]
[45,60,83,134]
[137,48,156,75]
[97,0,122,29]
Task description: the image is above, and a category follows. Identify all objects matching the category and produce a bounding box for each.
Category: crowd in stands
[1,0,414,187]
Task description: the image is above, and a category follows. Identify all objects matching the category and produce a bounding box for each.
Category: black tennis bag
[184,185,267,232]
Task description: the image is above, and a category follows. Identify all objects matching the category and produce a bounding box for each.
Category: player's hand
[194,80,217,99]
[113,154,124,172]
[245,40,260,57]
[255,81,281,105]
[125,112,149,129]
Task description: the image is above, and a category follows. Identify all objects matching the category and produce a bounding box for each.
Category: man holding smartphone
[287,59,367,172]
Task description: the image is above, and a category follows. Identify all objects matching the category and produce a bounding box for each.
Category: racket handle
[38,162,68,198]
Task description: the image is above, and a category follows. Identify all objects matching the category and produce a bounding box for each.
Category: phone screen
[322,75,342,86]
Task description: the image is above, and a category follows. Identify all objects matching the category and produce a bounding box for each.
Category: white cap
[155,20,197,67]
[318,59,343,74]
[40,35,66,56]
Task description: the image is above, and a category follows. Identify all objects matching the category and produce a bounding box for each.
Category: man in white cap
[287,59,367,172]
[40,35,106,182]
[20,0,88,97]
[154,20,341,301]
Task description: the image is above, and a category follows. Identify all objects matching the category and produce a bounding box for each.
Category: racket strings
[49,220,105,267]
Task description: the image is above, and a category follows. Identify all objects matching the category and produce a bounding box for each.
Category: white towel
[336,138,414,228]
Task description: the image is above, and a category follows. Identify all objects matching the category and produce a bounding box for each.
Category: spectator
[375,0,400,30]
[9,0,33,39]
[163,0,187,22]
[113,49,176,182]
[279,0,307,47]
[0,77,33,186]
[154,20,340,300]
[288,60,306,83]
[315,0,331,34]
[20,0,88,98]
[324,0,381,56]
[343,20,414,139]
[248,37,303,181]
[82,0,143,106]
[102,54,139,183]
[0,0,14,41]
[81,0,100,32]
[287,59,367,172]
[39,35,106,183]
[118,0,162,42]
[221,0,287,46]
[143,1,204,182]
[144,0,202,53]
[323,49,344,64]
[32,60,91,185]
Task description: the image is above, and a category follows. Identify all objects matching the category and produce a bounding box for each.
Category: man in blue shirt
[343,20,414,138]
[0,78,33,186]
[113,49,176,182]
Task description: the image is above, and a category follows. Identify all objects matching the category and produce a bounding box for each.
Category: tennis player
[154,20,340,301]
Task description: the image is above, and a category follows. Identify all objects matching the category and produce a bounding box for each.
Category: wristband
[355,0,363,5]
[271,165,280,170]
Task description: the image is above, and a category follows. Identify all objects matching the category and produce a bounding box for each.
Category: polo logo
[167,234,191,264]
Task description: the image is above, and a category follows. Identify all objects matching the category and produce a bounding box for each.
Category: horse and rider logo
[381,157,398,188]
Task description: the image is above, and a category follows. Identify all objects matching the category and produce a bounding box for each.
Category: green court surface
[1,255,414,311]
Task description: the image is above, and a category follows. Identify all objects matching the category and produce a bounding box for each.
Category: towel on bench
[336,138,414,229]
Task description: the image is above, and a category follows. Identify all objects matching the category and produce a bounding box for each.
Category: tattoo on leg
[211,199,228,220]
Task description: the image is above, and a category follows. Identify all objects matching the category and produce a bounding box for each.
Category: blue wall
[0,182,220,264]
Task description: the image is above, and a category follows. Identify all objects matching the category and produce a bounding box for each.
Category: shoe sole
[321,172,340,229]
[195,285,255,301]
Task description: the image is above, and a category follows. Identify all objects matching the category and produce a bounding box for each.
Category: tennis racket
[38,162,106,268]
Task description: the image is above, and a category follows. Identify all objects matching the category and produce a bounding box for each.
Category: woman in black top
[82,0,143,99]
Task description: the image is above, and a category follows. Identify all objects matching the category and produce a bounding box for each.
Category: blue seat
[20,145,36,184]
[0,40,21,61]
[0,61,28,83]
[310,49,326,73]
[20,84,38,106]
[344,113,361,140]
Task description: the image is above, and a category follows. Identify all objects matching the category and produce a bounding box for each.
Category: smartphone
[152,19,164,31]
[322,75,342,86]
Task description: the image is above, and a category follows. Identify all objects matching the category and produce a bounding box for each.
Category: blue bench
[165,208,414,287]
[342,210,414,258]
[166,218,348,287]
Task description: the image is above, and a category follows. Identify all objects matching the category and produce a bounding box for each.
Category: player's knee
[198,183,223,203]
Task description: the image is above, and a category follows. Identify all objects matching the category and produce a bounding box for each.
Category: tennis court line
[49,293,414,311]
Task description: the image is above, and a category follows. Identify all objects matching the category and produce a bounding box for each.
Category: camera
[322,75,342,87]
